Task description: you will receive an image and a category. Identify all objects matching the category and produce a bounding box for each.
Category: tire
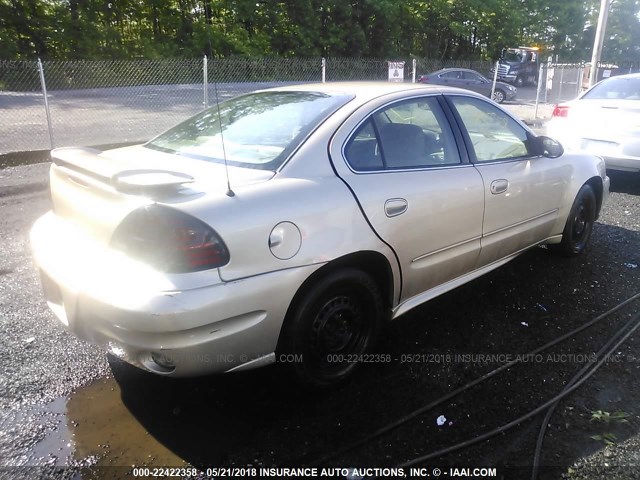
[515,75,524,87]
[279,268,384,388]
[492,89,506,103]
[557,184,597,256]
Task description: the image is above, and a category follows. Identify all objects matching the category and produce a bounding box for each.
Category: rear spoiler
[51,147,194,193]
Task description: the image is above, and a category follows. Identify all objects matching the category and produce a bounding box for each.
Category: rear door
[438,70,465,88]
[446,94,569,267]
[329,94,485,302]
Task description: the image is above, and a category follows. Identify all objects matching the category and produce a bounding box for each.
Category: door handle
[490,179,509,194]
[385,198,408,217]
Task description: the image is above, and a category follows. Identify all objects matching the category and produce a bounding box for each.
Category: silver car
[547,72,640,172]
[31,83,609,387]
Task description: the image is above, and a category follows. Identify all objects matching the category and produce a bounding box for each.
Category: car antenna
[212,78,235,197]
[202,6,234,198]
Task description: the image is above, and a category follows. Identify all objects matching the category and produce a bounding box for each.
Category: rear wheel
[279,268,384,388]
[557,184,596,256]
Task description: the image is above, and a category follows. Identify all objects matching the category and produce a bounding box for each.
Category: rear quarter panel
[168,124,401,303]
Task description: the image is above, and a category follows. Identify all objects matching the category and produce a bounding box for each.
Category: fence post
[37,58,54,150]
[203,55,208,108]
[534,63,544,119]
[557,66,565,103]
[577,66,584,97]
[412,58,416,83]
[491,60,499,100]
[321,57,326,83]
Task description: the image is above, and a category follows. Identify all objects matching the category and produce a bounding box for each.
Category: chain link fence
[2,57,636,155]
[537,62,640,105]
[0,60,51,155]
[1,57,324,155]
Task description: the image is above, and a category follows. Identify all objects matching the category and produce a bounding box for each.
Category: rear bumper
[31,212,322,377]
[602,175,611,212]
[602,156,640,173]
[546,123,640,173]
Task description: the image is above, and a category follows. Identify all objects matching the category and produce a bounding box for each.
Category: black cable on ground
[530,311,640,480]
[312,292,640,465]
[398,309,640,467]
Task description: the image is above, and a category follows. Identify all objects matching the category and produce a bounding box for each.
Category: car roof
[603,72,640,80]
[430,68,483,75]
[258,81,480,104]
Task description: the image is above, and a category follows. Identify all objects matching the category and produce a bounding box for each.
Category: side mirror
[536,135,564,158]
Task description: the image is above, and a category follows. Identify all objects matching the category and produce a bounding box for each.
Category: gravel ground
[0,164,110,472]
[0,160,638,480]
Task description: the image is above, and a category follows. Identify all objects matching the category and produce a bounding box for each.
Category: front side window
[146,91,353,170]
[449,96,532,162]
[344,96,460,171]
[464,72,485,82]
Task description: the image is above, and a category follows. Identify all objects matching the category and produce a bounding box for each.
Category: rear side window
[583,76,640,100]
[344,96,460,171]
[441,71,460,79]
[448,96,532,163]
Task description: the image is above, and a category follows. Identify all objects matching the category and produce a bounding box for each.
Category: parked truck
[495,47,540,87]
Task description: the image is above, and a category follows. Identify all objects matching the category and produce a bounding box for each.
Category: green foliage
[589,409,631,446]
[590,409,630,424]
[589,432,618,445]
[0,0,639,62]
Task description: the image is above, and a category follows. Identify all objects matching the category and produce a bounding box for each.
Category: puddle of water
[31,376,186,468]
[30,396,74,464]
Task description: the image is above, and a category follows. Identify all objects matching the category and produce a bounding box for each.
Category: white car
[31,82,609,387]
[547,72,640,172]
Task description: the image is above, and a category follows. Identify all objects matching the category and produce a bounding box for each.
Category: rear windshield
[583,76,640,100]
[145,91,353,170]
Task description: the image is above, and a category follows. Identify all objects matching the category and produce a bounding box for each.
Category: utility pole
[589,0,611,88]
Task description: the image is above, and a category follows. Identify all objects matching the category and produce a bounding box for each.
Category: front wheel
[279,268,384,388]
[492,89,506,103]
[515,75,524,87]
[557,184,596,256]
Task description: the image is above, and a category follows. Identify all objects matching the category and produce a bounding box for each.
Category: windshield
[583,76,640,100]
[146,91,353,170]
[502,51,523,63]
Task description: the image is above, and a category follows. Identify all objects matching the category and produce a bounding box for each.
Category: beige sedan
[31,82,609,387]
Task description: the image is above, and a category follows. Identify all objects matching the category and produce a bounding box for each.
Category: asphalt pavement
[1,157,639,479]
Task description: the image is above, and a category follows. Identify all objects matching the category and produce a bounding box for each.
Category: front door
[446,94,568,267]
[329,95,485,302]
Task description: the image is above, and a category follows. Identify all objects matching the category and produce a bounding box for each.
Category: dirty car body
[31,83,609,387]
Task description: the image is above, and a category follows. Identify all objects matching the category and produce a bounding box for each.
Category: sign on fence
[388,62,404,82]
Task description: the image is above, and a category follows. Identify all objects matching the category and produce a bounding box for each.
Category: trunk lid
[566,99,640,140]
[49,145,274,245]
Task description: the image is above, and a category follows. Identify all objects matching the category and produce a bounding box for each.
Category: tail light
[552,104,570,117]
[111,205,229,273]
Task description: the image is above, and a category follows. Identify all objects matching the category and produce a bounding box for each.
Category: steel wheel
[558,184,597,256]
[279,268,384,388]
